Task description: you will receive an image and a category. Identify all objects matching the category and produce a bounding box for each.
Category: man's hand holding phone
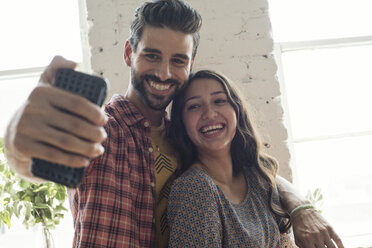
[4,56,108,186]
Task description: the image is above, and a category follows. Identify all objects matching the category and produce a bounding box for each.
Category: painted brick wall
[80,0,292,180]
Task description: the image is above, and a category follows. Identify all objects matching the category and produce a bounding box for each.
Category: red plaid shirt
[68,94,159,247]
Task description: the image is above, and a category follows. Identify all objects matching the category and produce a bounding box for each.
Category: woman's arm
[276,176,344,248]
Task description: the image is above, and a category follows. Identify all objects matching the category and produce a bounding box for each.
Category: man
[4,0,343,247]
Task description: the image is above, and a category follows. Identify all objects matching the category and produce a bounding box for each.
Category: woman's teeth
[201,124,224,134]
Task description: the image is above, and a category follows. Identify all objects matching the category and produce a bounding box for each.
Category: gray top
[167,166,283,247]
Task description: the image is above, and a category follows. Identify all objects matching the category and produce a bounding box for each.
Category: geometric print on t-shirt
[151,122,177,248]
[168,167,285,248]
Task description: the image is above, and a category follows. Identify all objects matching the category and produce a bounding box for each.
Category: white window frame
[273,35,372,245]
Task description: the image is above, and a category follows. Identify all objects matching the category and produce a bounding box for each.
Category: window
[0,0,83,136]
[268,0,372,247]
[0,0,82,247]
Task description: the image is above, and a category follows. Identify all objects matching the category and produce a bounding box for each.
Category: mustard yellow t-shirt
[151,122,178,248]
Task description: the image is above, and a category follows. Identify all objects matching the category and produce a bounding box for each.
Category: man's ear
[189,58,195,72]
[124,40,132,67]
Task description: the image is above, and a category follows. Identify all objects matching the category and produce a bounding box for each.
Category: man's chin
[146,95,173,110]
[147,101,169,111]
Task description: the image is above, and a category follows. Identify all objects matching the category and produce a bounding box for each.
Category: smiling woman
[182,77,237,154]
[0,0,82,247]
[167,70,295,247]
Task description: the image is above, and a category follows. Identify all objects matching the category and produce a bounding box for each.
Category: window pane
[282,45,372,139]
[0,76,38,137]
[269,0,372,42]
[293,135,372,247]
[0,0,82,70]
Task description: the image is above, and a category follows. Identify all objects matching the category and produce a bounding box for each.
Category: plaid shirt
[68,94,158,247]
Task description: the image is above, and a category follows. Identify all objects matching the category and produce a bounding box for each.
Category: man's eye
[145,54,159,61]
[172,58,187,66]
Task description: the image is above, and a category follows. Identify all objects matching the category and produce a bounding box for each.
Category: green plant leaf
[2,210,11,228]
[35,203,49,209]
[55,204,68,213]
[25,203,31,221]
[4,182,13,193]
[33,185,49,193]
[0,140,68,231]
[56,186,67,201]
[19,180,31,189]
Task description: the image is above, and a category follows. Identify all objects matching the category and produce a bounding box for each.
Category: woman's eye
[215,98,227,104]
[187,104,200,110]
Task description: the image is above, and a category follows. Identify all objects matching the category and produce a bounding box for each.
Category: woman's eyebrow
[185,91,225,103]
[185,95,200,103]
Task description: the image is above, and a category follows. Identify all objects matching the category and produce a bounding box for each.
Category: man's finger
[33,124,105,159]
[39,55,77,85]
[48,87,107,126]
[13,133,90,168]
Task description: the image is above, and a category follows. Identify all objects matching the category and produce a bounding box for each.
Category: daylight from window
[0,1,81,247]
[269,0,372,247]
[0,0,82,136]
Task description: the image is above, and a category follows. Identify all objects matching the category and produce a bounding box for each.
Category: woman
[167,70,295,247]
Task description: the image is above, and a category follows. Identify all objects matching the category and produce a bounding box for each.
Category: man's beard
[130,68,184,111]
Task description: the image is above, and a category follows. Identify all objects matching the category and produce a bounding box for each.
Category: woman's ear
[124,40,132,67]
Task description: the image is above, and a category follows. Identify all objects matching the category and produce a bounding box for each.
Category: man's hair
[129,0,202,59]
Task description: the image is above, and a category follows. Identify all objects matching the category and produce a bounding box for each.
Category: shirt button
[144,121,149,127]
[149,147,153,153]
[151,182,155,187]
[153,218,156,224]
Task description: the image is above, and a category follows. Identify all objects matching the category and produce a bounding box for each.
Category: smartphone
[31,68,108,188]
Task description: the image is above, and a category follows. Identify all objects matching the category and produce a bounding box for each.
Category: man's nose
[156,61,172,82]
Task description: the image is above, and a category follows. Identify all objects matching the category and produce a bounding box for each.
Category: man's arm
[4,56,107,182]
[276,176,344,248]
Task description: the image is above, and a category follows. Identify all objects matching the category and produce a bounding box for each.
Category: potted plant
[0,138,68,248]
[306,187,324,213]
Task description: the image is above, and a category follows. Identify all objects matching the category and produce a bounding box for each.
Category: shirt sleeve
[167,173,223,248]
[68,118,132,248]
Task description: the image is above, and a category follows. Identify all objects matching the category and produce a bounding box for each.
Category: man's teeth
[201,124,224,133]
[150,81,171,91]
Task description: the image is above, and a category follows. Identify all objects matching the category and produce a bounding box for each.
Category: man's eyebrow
[143,48,161,54]
[143,48,190,60]
[174,54,190,61]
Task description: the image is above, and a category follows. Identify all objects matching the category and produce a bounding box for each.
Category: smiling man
[4,0,344,247]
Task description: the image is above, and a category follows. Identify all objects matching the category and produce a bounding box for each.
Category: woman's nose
[201,105,217,119]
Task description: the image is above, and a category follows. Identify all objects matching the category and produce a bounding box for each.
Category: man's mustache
[141,74,180,85]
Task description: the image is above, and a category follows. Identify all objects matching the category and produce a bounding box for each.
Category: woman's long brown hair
[169,70,291,232]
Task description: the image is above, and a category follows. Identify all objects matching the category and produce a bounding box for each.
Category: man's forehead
[138,26,194,56]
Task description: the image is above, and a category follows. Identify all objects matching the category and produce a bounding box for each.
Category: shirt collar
[106,94,169,127]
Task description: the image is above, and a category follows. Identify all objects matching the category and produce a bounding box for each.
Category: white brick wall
[80,0,292,180]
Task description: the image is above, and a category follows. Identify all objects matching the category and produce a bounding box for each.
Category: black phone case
[31,68,108,188]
